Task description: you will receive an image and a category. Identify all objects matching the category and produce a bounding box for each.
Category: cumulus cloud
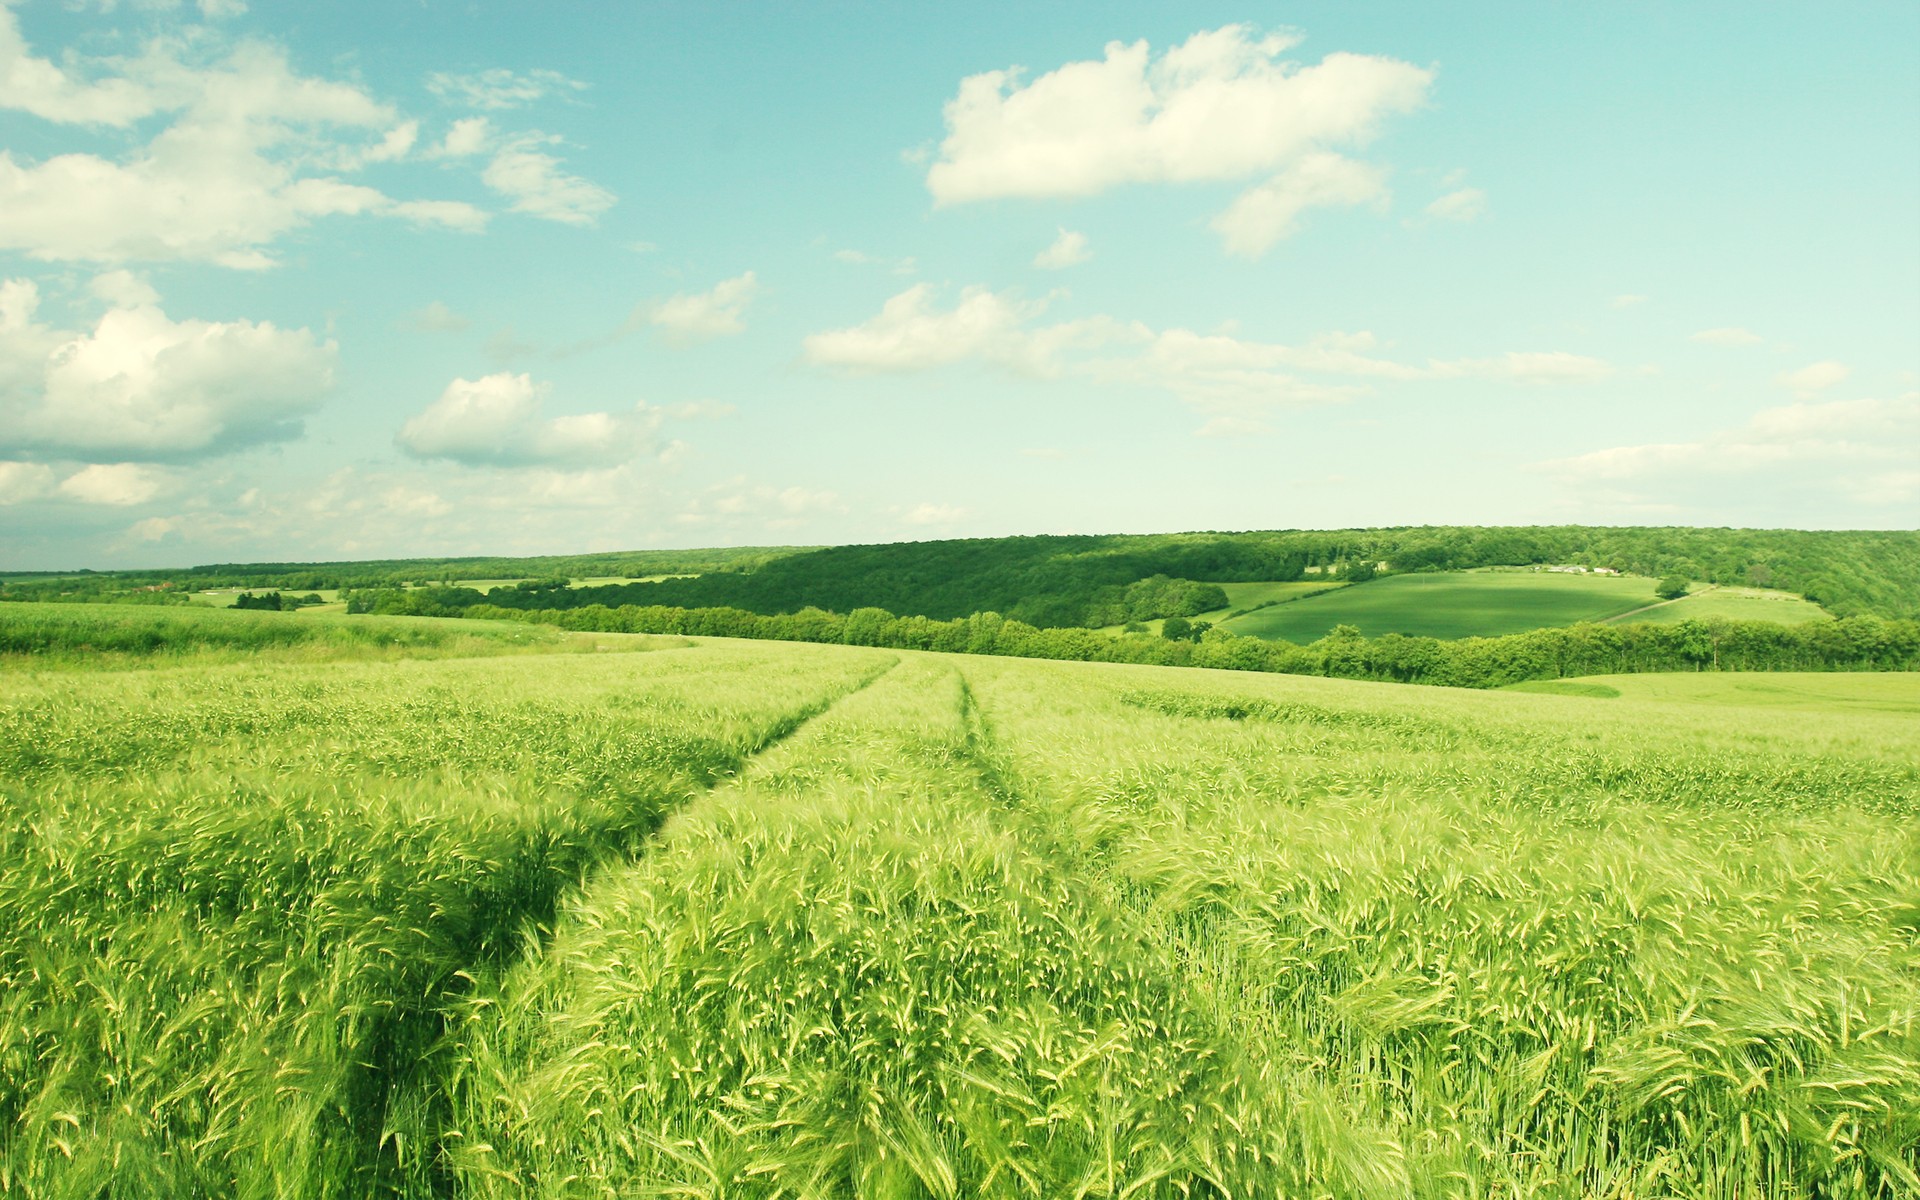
[427,68,586,111]
[1545,396,1920,508]
[396,372,662,469]
[1778,360,1848,394]
[1691,327,1763,346]
[0,460,56,504]
[482,137,614,225]
[433,115,492,158]
[802,284,1115,376]
[1033,228,1091,269]
[1425,186,1486,222]
[0,277,337,461]
[926,25,1430,254]
[805,284,1610,433]
[58,462,167,505]
[1211,152,1387,256]
[646,272,759,341]
[0,23,489,266]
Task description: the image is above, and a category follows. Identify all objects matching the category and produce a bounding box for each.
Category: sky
[1,1,1916,570]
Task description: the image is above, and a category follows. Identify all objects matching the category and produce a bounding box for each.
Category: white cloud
[396,372,662,469]
[1609,294,1648,310]
[1211,152,1387,256]
[806,284,1610,433]
[482,137,614,225]
[646,271,759,341]
[903,502,969,525]
[397,300,470,332]
[433,116,492,158]
[0,4,155,124]
[0,460,55,504]
[0,28,489,266]
[127,514,180,541]
[1546,397,1920,506]
[1033,228,1091,269]
[427,68,586,111]
[926,25,1429,254]
[58,462,167,505]
[0,280,336,461]
[1778,360,1848,394]
[1690,326,1763,346]
[1425,186,1486,222]
[802,284,1100,375]
[88,269,161,308]
[928,26,1429,202]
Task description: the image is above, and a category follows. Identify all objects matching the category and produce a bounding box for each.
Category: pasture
[1632,585,1832,626]
[0,605,1914,1198]
[1219,569,1666,641]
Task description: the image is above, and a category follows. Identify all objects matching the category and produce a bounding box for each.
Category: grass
[1220,568,1668,641]
[3,606,1915,1197]
[0,601,676,667]
[1626,585,1832,626]
[1560,670,1920,714]
[0,640,889,1197]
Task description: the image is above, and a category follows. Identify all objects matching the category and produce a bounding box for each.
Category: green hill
[9,525,1917,634]
[1217,569,1668,642]
[463,525,1918,628]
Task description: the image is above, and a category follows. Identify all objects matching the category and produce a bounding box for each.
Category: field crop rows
[2,627,1916,1197]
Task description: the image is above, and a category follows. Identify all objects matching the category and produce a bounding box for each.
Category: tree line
[451,600,1918,689]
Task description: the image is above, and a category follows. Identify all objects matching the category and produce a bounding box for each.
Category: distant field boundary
[460,601,1919,690]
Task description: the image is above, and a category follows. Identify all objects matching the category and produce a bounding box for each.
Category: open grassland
[1223,570,1670,642]
[0,601,666,667]
[1629,586,1833,627]
[2,618,1915,1198]
[1511,671,1920,714]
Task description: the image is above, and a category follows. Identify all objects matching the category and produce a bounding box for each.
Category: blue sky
[1,1,1915,570]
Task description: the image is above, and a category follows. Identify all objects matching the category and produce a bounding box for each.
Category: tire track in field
[948,661,1418,1195]
[688,653,901,789]
[366,652,904,1199]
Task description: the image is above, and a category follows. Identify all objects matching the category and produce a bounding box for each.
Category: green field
[1629,585,1832,626]
[2,606,1915,1197]
[1098,580,1344,634]
[1512,670,1920,714]
[1220,569,1670,641]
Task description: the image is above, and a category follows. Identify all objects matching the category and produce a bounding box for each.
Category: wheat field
[2,609,1914,1197]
